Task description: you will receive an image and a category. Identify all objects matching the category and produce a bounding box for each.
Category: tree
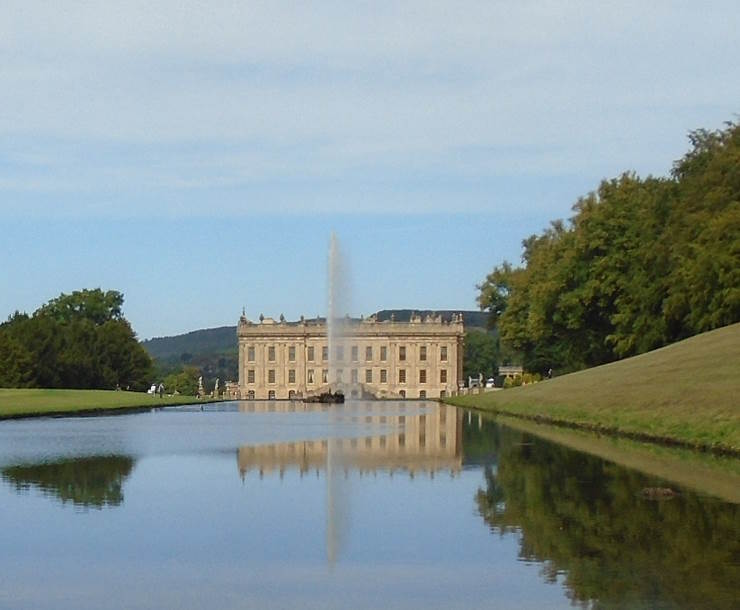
[37,289,124,325]
[0,289,152,390]
[476,261,515,327]
[476,119,740,374]
[163,366,200,396]
[463,330,499,380]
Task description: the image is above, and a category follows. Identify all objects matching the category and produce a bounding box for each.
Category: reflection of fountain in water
[326,414,350,567]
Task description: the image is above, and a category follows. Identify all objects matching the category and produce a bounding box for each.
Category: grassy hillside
[446,323,740,454]
[0,389,216,420]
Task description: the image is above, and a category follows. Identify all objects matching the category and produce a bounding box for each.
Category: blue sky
[2,2,738,338]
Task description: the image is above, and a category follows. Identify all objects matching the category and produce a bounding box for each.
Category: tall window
[322,369,328,383]
[440,346,447,361]
[268,346,276,362]
[419,390,426,399]
[399,346,406,361]
[380,369,387,383]
[288,346,296,361]
[365,369,372,383]
[363,346,371,361]
[380,346,387,361]
[336,346,344,361]
[247,369,255,384]
[351,369,358,383]
[322,346,328,361]
[307,346,315,361]
[399,369,406,383]
[288,369,296,384]
[351,345,358,361]
[419,369,426,384]
[268,369,276,384]
[420,346,427,361]
[247,346,255,361]
[307,369,315,384]
[440,369,447,383]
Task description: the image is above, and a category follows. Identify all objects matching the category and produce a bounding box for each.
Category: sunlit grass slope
[0,389,214,419]
[446,323,740,453]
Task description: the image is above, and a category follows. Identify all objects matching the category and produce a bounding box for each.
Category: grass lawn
[445,323,740,454]
[0,388,218,419]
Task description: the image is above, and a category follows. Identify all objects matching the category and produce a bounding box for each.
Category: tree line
[478,120,740,373]
[0,289,153,390]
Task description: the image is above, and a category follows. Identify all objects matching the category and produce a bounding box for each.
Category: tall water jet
[326,232,349,389]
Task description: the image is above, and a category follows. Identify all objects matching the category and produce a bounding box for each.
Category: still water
[0,401,737,609]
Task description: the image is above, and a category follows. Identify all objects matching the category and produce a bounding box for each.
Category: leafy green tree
[476,119,740,373]
[463,329,499,380]
[0,289,152,390]
[37,289,124,325]
[476,261,515,327]
[163,366,200,396]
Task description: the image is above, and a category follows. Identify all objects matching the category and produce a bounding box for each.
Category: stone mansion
[237,311,464,400]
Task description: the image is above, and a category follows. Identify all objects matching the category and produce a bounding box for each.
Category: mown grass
[0,388,217,420]
[445,323,740,454]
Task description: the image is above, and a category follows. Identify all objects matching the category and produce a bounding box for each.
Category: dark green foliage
[2,455,135,508]
[463,329,499,380]
[478,121,740,372]
[162,365,201,396]
[37,289,124,325]
[0,289,152,390]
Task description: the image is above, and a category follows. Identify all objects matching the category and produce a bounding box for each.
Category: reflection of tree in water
[474,426,740,609]
[2,456,135,508]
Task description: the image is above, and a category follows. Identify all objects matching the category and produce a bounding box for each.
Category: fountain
[322,232,349,403]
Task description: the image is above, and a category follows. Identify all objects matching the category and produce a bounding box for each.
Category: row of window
[245,344,449,363]
[246,368,449,385]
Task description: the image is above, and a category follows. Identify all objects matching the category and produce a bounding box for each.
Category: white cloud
[1,1,738,215]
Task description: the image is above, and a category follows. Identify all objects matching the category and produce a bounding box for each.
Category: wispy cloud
[1,1,738,216]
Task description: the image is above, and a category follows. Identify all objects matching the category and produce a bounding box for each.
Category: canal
[0,401,737,609]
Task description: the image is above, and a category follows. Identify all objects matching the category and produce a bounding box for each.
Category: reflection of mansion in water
[237,311,464,400]
[237,403,462,477]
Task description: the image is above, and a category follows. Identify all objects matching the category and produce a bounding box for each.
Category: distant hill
[142,326,237,361]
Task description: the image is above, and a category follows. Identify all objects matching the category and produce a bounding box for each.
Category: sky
[1,2,738,339]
